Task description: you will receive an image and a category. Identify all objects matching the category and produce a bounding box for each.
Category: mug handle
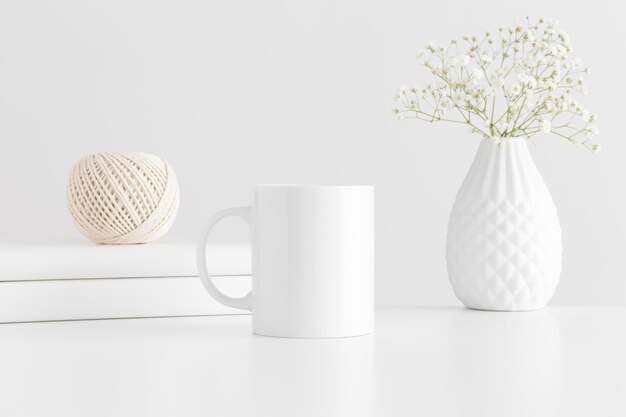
[196,206,253,311]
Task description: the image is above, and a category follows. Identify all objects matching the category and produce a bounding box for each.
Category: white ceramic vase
[446,138,562,311]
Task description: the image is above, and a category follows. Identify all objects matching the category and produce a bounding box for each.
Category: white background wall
[0,0,623,306]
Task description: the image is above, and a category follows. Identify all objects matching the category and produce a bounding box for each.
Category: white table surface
[1,307,625,417]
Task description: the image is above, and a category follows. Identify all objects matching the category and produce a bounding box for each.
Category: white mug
[196,185,374,338]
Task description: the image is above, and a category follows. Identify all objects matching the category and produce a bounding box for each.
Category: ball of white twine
[67,152,180,244]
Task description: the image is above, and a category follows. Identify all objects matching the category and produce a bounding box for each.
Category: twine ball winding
[67,152,180,244]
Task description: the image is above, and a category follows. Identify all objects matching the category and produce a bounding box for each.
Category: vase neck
[482,137,528,148]
[477,137,531,162]
[461,137,545,200]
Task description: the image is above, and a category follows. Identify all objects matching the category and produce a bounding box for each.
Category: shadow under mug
[196,185,374,338]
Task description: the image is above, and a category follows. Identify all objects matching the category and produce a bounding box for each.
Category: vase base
[463,304,547,312]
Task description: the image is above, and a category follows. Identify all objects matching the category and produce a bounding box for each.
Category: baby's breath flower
[523,30,535,41]
[586,126,599,138]
[439,97,451,109]
[509,83,522,96]
[452,91,466,106]
[490,74,504,88]
[446,57,459,66]
[581,110,590,122]
[495,119,507,132]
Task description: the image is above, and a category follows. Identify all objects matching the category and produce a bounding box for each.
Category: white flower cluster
[394,17,600,153]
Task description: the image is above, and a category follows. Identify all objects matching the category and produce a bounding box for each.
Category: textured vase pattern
[446,138,562,311]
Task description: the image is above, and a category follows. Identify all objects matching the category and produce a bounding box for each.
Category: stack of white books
[0,240,251,323]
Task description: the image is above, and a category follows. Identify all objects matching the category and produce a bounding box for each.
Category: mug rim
[254,184,373,189]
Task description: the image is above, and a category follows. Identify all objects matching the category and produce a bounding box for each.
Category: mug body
[251,185,374,338]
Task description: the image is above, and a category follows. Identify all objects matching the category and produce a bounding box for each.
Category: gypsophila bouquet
[394,17,600,152]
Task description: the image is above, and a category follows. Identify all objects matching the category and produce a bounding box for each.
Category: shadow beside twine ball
[67,152,180,244]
